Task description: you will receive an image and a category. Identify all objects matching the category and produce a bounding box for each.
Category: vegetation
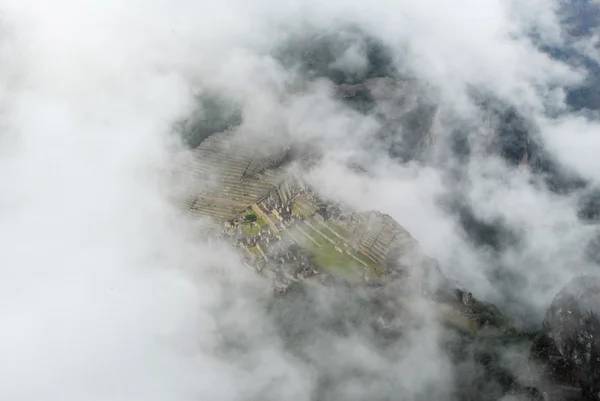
[291,202,310,218]
[244,210,258,223]
[273,26,396,85]
[469,298,511,329]
[291,200,318,218]
[178,92,243,148]
[282,223,364,281]
[323,220,350,241]
[438,307,480,335]
[247,246,262,258]
[309,242,364,281]
[242,223,260,236]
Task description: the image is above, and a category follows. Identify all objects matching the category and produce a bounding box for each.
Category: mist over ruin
[1,1,600,401]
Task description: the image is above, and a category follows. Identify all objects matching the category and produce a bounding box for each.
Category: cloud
[0,0,599,400]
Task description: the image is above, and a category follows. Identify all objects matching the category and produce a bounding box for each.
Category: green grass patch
[350,250,383,273]
[297,224,328,246]
[282,226,361,278]
[323,220,351,240]
[285,226,310,245]
[310,242,364,281]
[279,230,296,243]
[299,201,318,214]
[242,223,260,236]
[291,203,310,218]
[364,267,379,280]
[439,307,480,335]
[281,222,365,282]
[291,199,319,218]
[248,246,262,257]
[307,218,385,275]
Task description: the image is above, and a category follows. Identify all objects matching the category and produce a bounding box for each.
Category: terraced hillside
[176,130,290,225]
[177,129,439,290]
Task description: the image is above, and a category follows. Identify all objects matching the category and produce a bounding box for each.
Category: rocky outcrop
[533,276,600,400]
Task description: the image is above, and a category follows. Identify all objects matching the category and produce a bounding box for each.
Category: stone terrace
[177,130,290,223]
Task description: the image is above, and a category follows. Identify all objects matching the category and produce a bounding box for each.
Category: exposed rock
[536,276,600,400]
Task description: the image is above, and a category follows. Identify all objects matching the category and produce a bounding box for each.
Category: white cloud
[0,0,598,399]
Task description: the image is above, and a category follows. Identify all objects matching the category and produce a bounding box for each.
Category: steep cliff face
[532,276,600,400]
